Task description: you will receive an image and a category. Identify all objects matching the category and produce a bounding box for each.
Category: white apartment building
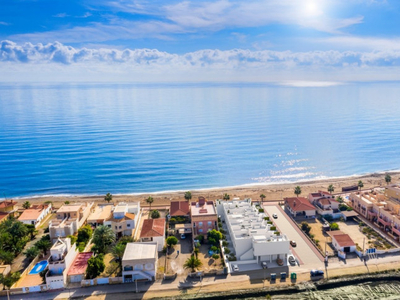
[216,199,290,271]
[104,202,140,238]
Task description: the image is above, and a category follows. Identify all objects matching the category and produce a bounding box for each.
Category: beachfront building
[139,219,165,251]
[18,204,52,227]
[216,199,290,271]
[385,184,400,202]
[67,252,93,283]
[122,242,157,282]
[284,197,316,218]
[46,237,79,289]
[191,197,218,239]
[328,231,356,253]
[104,202,140,238]
[0,200,18,220]
[169,201,190,220]
[49,202,94,241]
[307,192,340,218]
[87,204,113,228]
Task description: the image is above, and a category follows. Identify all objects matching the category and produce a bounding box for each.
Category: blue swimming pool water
[29,260,48,275]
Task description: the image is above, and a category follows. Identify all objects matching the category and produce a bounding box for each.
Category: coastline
[8,171,400,207]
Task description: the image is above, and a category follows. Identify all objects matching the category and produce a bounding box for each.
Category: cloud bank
[2,40,400,83]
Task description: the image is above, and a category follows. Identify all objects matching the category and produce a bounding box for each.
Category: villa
[191,197,218,238]
[139,218,165,251]
[122,242,157,283]
[216,199,290,272]
[284,197,316,218]
[18,204,52,228]
[308,192,340,218]
[104,202,140,238]
[87,204,113,228]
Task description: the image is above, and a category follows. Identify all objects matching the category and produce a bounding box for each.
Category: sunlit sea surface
[1,82,400,198]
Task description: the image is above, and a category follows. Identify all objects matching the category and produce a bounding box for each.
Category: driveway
[167,234,192,275]
[263,203,324,270]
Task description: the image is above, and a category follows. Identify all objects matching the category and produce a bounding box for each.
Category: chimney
[293,200,296,207]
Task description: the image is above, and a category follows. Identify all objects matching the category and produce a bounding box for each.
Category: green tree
[105,193,113,203]
[330,223,339,231]
[223,193,230,201]
[184,191,192,201]
[166,236,178,248]
[39,269,48,283]
[86,254,105,279]
[35,239,52,256]
[26,224,38,240]
[111,242,126,271]
[0,272,21,290]
[328,184,334,194]
[67,235,77,244]
[336,196,344,203]
[294,186,302,196]
[194,247,199,258]
[0,219,29,255]
[24,246,40,261]
[385,174,392,185]
[0,250,14,264]
[260,194,266,202]
[146,196,154,211]
[358,180,364,190]
[118,236,134,245]
[77,224,93,245]
[183,255,202,272]
[207,229,223,245]
[64,201,70,205]
[92,225,116,254]
[151,210,160,219]
[301,222,311,235]
[22,201,31,209]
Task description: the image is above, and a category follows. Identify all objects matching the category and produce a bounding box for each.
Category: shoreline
[6,171,400,207]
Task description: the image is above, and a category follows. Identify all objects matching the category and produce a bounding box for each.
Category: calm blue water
[1,82,400,198]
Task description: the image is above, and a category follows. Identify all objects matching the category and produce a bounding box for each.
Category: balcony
[378,217,392,228]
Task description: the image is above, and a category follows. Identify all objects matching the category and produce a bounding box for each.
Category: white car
[272,213,278,219]
[232,264,239,272]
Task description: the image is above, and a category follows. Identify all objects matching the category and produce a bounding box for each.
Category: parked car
[288,255,296,265]
[262,262,268,269]
[290,240,297,247]
[180,233,186,239]
[310,269,324,280]
[272,213,278,219]
[232,264,239,272]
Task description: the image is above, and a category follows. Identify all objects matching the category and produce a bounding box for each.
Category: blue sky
[1,0,400,83]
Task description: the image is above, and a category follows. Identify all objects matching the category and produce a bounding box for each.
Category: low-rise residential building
[191,197,218,238]
[328,231,356,253]
[87,204,113,228]
[307,191,335,203]
[49,202,94,241]
[139,219,165,251]
[104,202,140,238]
[122,242,157,282]
[0,200,18,217]
[385,184,400,201]
[67,252,93,283]
[216,199,290,271]
[0,212,9,224]
[46,237,79,289]
[18,204,52,227]
[284,197,316,218]
[169,201,190,219]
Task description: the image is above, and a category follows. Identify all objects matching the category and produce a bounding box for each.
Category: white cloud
[321,36,400,51]
[2,40,400,83]
[0,21,10,26]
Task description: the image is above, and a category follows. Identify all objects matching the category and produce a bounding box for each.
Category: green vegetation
[0,272,21,290]
[67,235,77,244]
[385,174,392,185]
[105,193,113,203]
[260,194,266,201]
[258,208,264,213]
[212,253,220,259]
[336,196,344,203]
[0,217,30,264]
[223,193,230,201]
[194,247,199,258]
[195,235,204,244]
[301,222,311,235]
[294,186,302,196]
[111,242,127,271]
[151,210,160,219]
[64,201,70,205]
[184,191,192,201]
[22,201,31,209]
[168,216,187,224]
[222,241,229,247]
[35,235,52,255]
[24,246,40,262]
[330,223,340,231]
[146,196,154,211]
[328,184,334,194]
[211,246,218,252]
[224,247,231,254]
[86,254,105,279]
[77,224,93,251]
[118,236,134,245]
[92,225,116,254]
[208,229,223,246]
[26,224,38,240]
[339,204,353,211]
[166,236,178,248]
[183,255,202,272]
[358,180,364,190]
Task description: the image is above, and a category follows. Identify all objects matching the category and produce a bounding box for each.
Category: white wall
[253,240,290,256]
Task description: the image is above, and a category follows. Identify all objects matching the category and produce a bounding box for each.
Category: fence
[81,277,123,287]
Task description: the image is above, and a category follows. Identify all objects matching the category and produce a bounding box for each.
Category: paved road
[263,204,324,269]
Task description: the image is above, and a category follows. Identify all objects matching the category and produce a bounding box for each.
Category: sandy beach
[12,171,400,208]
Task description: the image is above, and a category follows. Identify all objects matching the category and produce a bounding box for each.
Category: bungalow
[139,219,165,252]
[328,231,356,253]
[18,204,52,228]
[284,197,316,218]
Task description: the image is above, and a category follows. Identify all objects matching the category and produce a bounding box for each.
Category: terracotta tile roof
[0,200,16,209]
[140,218,165,238]
[67,252,93,275]
[285,197,316,212]
[0,212,9,221]
[170,201,190,216]
[318,190,332,196]
[317,198,338,206]
[106,212,135,223]
[18,207,44,221]
[329,231,355,247]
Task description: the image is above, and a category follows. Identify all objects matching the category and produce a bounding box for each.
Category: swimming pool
[29,260,48,275]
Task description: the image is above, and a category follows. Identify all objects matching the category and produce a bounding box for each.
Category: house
[0,212,9,224]
[328,231,356,253]
[49,202,94,241]
[67,252,93,283]
[139,218,165,251]
[87,204,113,228]
[122,242,157,283]
[0,200,18,217]
[284,197,316,218]
[18,204,52,228]
[0,265,11,290]
[191,197,218,238]
[314,198,340,217]
[307,191,335,203]
[385,184,400,201]
[46,237,79,289]
[216,199,290,272]
[104,202,140,238]
[169,201,190,218]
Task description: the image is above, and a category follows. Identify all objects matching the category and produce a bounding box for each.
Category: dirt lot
[197,244,224,271]
[165,234,192,275]
[299,218,334,255]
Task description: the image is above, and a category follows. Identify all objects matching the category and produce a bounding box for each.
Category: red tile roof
[0,212,9,221]
[18,208,43,221]
[140,218,165,238]
[67,252,93,275]
[317,198,338,206]
[170,201,190,216]
[329,231,355,248]
[285,197,316,212]
[0,200,16,209]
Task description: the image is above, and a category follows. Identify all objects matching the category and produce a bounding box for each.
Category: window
[198,222,203,227]
[119,226,122,229]
[208,221,212,226]
[127,224,131,227]
[199,229,203,233]
[107,225,111,228]
[115,226,117,229]
[124,265,133,271]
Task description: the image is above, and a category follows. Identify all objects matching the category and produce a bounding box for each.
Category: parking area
[263,204,324,269]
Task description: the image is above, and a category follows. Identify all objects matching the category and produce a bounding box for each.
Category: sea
[1,82,400,199]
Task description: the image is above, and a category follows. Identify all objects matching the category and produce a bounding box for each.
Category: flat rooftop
[123,242,157,261]
[58,204,82,213]
[191,201,216,216]
[87,205,113,222]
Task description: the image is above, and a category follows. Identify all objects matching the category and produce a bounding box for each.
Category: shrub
[330,223,340,231]
[218,222,223,228]
[224,247,231,254]
[166,236,178,247]
[258,208,264,213]
[86,254,105,279]
[264,217,270,221]
[67,235,77,245]
[211,246,218,252]
[228,255,237,261]
[78,242,86,252]
[301,222,311,235]
[222,241,229,247]
[219,228,226,235]
[270,226,276,231]
[212,254,220,259]
[274,231,280,235]
[195,235,204,243]
[64,201,70,205]
[151,210,160,219]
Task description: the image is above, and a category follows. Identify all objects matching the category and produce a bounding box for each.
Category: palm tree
[385,174,392,185]
[92,225,116,254]
[183,255,202,272]
[24,246,40,261]
[146,196,154,212]
[294,186,302,197]
[260,194,266,202]
[328,184,334,194]
[223,193,230,201]
[105,193,113,203]
[184,191,192,201]
[26,224,38,240]
[35,239,52,256]
[358,180,364,190]
[111,242,126,271]
[22,201,31,209]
